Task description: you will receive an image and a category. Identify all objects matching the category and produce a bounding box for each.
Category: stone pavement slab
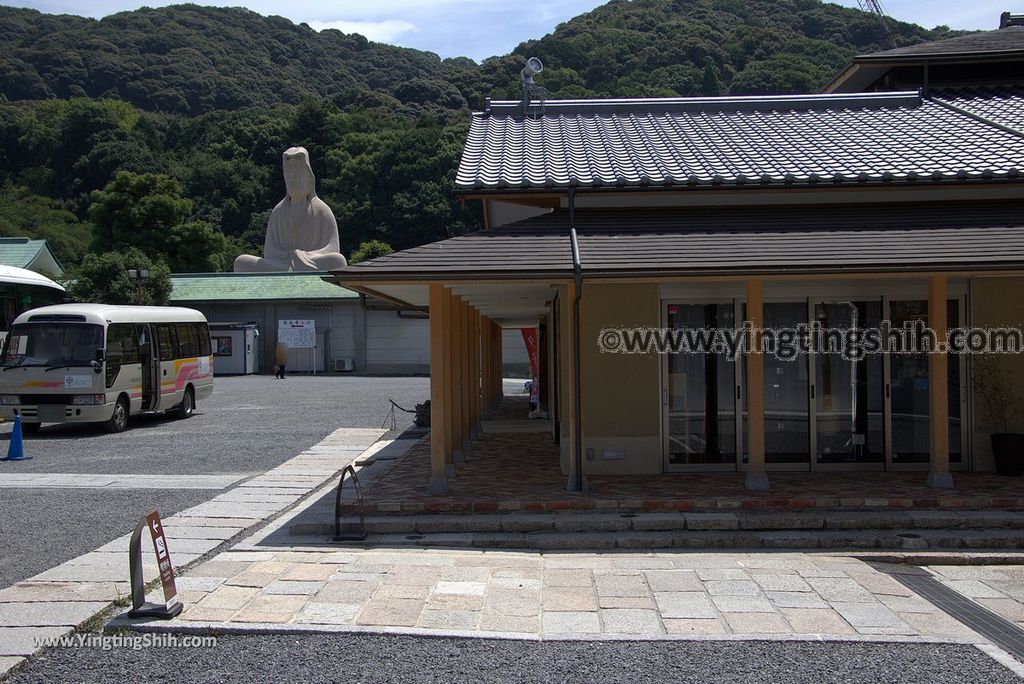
[0,473,247,490]
[0,601,110,627]
[542,611,601,634]
[600,608,664,634]
[0,626,71,656]
[141,546,1020,645]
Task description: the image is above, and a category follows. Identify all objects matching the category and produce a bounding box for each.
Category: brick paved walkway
[353,432,1024,514]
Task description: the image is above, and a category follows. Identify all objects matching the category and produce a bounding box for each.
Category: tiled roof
[332,201,1024,280]
[934,86,1024,132]
[169,272,357,302]
[857,25,1024,60]
[0,238,57,272]
[456,92,1024,191]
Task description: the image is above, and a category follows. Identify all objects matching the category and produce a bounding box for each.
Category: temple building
[328,15,1024,495]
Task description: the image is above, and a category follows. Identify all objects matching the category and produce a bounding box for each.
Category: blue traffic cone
[4,414,29,461]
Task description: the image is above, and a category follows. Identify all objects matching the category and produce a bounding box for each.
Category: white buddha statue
[233,146,348,272]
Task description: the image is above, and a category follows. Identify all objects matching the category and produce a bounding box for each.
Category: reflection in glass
[667,303,736,466]
[888,299,962,464]
[814,301,884,464]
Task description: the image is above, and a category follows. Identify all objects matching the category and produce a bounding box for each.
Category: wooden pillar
[427,285,449,495]
[471,308,481,432]
[492,321,504,402]
[481,315,492,419]
[745,278,769,491]
[448,292,464,467]
[460,299,473,457]
[928,274,954,489]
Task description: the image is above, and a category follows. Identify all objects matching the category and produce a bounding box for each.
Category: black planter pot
[991,433,1024,476]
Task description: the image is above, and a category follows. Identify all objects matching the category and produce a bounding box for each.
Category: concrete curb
[107,617,989,645]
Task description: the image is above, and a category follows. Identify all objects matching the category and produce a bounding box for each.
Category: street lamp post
[127,268,150,305]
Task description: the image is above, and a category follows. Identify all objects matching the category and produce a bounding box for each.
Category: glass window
[666,303,737,467]
[195,323,212,356]
[175,323,199,358]
[156,324,176,361]
[0,323,103,368]
[105,323,139,387]
[212,336,231,357]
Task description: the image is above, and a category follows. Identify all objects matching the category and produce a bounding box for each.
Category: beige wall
[970,276,1024,471]
[557,282,662,475]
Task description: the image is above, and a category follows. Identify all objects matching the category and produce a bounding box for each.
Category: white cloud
[306,18,416,43]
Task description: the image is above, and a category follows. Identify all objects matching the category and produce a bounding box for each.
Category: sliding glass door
[886,298,965,467]
[811,300,885,467]
[665,303,737,470]
[662,290,968,472]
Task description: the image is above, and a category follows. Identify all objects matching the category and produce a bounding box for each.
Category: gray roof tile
[456,92,1024,191]
[858,25,1024,60]
[934,86,1024,132]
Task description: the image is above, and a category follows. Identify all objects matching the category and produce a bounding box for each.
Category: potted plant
[973,355,1024,475]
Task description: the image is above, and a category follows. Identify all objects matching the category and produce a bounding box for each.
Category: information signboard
[278,319,316,349]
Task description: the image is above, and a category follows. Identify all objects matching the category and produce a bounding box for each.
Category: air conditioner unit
[334,357,354,372]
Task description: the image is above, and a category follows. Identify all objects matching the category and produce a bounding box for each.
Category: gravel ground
[0,488,212,588]
[8,634,1018,683]
[0,376,428,590]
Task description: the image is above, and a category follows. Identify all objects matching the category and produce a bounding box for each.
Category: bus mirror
[95,349,105,363]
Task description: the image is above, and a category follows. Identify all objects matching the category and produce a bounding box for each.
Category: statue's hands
[290,249,318,270]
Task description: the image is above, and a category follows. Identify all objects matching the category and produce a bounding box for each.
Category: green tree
[88,171,230,272]
[0,184,91,264]
[350,240,393,263]
[65,247,172,305]
[701,61,723,97]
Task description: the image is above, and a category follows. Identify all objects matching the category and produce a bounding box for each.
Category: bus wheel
[21,422,40,435]
[104,396,129,433]
[175,387,195,419]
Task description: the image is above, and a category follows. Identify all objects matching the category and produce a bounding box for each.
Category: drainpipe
[568,189,586,492]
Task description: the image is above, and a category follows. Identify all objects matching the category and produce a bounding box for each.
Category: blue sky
[1,0,1015,61]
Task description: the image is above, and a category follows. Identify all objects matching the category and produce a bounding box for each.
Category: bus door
[138,324,160,411]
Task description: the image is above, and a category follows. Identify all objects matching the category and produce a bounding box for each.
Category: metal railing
[333,463,367,541]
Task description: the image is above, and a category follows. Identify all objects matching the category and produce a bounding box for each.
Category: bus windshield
[1,323,104,369]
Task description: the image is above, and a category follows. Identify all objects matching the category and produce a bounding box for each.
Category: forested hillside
[0,0,960,281]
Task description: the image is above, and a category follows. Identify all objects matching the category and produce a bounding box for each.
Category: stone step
[290,509,1024,537]
[346,527,1024,551]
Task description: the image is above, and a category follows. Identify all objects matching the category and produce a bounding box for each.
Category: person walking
[275,342,288,379]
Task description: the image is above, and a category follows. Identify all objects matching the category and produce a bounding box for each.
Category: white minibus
[0,304,213,433]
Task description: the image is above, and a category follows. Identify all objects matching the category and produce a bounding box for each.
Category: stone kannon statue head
[233,146,348,273]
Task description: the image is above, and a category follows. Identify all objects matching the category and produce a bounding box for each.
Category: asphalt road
[0,375,429,474]
[8,634,1018,683]
[0,375,429,589]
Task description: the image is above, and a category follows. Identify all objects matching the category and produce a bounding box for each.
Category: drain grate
[889,571,1024,661]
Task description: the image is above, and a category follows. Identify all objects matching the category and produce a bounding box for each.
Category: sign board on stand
[277,319,316,348]
[278,319,318,374]
[126,510,182,619]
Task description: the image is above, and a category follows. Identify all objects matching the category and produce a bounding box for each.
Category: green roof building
[168,271,526,376]
[0,237,63,279]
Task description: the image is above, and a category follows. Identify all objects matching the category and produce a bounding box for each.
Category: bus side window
[106,323,138,387]
[175,323,199,358]
[195,323,212,356]
[156,324,176,361]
